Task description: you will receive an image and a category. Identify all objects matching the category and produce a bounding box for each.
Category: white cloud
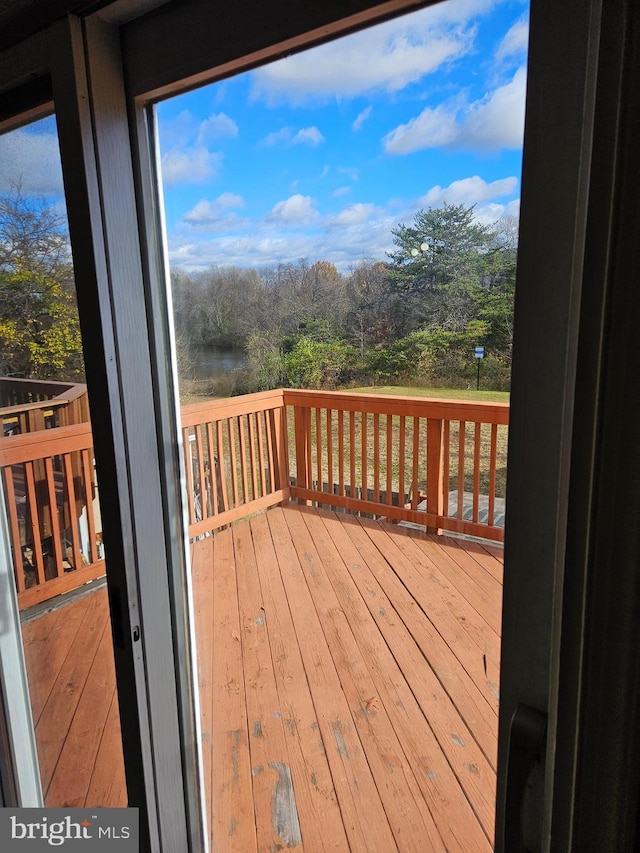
[197,112,239,144]
[326,203,378,228]
[474,197,521,226]
[266,194,318,225]
[161,146,222,185]
[250,1,496,104]
[421,175,518,207]
[0,129,64,196]
[262,126,325,146]
[292,126,325,146]
[332,186,351,198]
[384,103,460,154]
[496,17,529,61]
[353,107,373,132]
[461,66,527,149]
[184,193,244,222]
[384,66,527,154]
[339,167,359,182]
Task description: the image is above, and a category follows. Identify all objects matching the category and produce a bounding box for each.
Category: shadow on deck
[21,504,503,852]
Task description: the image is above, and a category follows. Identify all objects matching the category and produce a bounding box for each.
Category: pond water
[191,346,247,379]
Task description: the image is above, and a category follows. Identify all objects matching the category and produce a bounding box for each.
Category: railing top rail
[0,422,93,466]
[181,388,286,427]
[0,398,73,417]
[0,377,76,391]
[282,388,509,423]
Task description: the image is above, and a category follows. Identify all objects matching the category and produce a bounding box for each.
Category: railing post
[426,418,444,534]
[293,404,312,505]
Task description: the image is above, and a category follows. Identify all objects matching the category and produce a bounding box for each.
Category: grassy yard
[350,385,510,404]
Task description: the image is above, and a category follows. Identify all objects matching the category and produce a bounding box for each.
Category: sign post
[475,346,485,390]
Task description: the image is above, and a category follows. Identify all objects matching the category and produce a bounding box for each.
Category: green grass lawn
[350,385,510,404]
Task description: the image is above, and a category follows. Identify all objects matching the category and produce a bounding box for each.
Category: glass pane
[0,115,126,808]
[155,0,526,847]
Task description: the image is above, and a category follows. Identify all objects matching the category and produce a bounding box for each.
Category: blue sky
[157,0,528,272]
[0,0,528,273]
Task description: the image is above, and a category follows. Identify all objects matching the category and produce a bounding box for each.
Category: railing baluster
[473,422,482,523]
[489,423,498,526]
[458,421,466,526]
[443,420,451,518]
[228,418,239,507]
[3,467,25,592]
[386,414,392,506]
[338,410,345,497]
[44,456,64,575]
[206,421,218,519]
[257,411,267,496]
[195,425,207,520]
[361,411,367,503]
[24,460,45,586]
[247,412,258,500]
[183,426,196,526]
[63,452,83,572]
[349,411,356,500]
[315,407,323,493]
[326,409,334,497]
[216,420,229,512]
[373,413,380,503]
[411,416,420,510]
[398,415,406,506]
[238,415,250,503]
[426,418,444,533]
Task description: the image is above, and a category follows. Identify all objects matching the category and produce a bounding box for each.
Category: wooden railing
[181,389,290,537]
[1,422,105,609]
[284,389,509,542]
[1,378,89,436]
[1,389,508,608]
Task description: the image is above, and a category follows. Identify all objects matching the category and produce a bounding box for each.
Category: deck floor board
[20,505,502,851]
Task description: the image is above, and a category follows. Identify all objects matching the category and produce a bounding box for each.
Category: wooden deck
[22,504,502,851]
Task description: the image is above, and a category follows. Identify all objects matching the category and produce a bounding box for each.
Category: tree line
[0,191,516,393]
[173,204,516,393]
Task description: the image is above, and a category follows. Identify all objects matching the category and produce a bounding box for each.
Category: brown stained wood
[228,418,240,506]
[349,411,356,495]
[488,424,498,526]
[247,413,259,500]
[473,423,482,523]
[45,615,118,807]
[44,456,64,575]
[238,416,250,503]
[386,413,393,506]
[458,421,466,523]
[266,507,399,852]
[183,426,196,525]
[419,534,503,636]
[22,601,86,725]
[298,507,492,853]
[62,452,83,572]
[195,425,207,519]
[3,467,25,592]
[216,420,230,511]
[207,422,219,518]
[246,513,350,853]
[361,411,367,495]
[191,536,214,838]
[25,460,45,585]
[84,688,127,808]
[362,518,501,707]
[32,591,109,795]
[17,561,106,611]
[326,408,334,495]
[283,508,449,853]
[373,412,380,502]
[315,407,322,492]
[256,411,267,496]
[211,526,257,852]
[232,523,303,851]
[324,513,497,835]
[412,416,420,509]
[338,410,345,496]
[398,414,406,505]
